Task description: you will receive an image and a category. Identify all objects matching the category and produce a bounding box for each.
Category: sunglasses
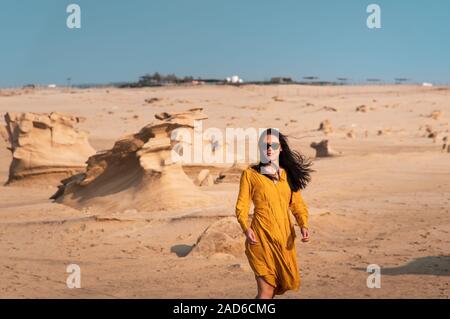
[260,142,280,150]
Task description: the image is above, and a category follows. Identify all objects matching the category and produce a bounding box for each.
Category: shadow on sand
[355,255,450,276]
[170,244,194,257]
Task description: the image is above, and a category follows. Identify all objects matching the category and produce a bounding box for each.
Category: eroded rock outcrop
[214,162,248,184]
[318,120,333,135]
[4,112,95,185]
[310,139,341,158]
[429,110,443,120]
[50,108,215,212]
[443,136,449,153]
[194,169,214,187]
[190,217,244,258]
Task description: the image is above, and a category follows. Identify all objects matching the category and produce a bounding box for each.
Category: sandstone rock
[0,124,8,143]
[190,217,244,258]
[50,108,215,212]
[310,140,341,157]
[428,131,438,141]
[442,137,449,153]
[346,130,356,138]
[318,120,333,134]
[272,96,284,102]
[195,169,214,187]
[144,97,161,104]
[215,162,248,184]
[425,126,438,141]
[3,112,95,185]
[429,110,443,120]
[323,106,338,112]
[356,105,368,112]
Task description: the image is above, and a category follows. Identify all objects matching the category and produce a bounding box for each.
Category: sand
[0,84,449,298]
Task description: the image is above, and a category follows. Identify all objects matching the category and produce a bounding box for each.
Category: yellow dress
[235,166,309,296]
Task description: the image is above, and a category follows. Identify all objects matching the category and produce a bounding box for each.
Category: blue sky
[1,0,449,87]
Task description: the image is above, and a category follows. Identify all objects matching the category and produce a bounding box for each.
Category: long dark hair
[257,128,313,191]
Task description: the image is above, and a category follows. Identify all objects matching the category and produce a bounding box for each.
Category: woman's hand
[245,228,258,245]
[301,227,310,242]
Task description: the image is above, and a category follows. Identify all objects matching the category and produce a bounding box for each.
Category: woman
[235,128,313,299]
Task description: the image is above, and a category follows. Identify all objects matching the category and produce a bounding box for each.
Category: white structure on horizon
[226,75,243,84]
[48,84,57,88]
[422,82,433,87]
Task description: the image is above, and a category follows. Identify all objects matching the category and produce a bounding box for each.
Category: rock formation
[3,112,95,185]
[323,106,338,112]
[272,96,284,102]
[144,97,162,104]
[443,136,449,153]
[194,169,214,187]
[425,125,438,142]
[50,108,215,212]
[0,124,8,143]
[214,162,248,184]
[356,105,368,112]
[429,110,443,120]
[190,217,244,258]
[310,139,341,158]
[318,120,333,135]
[346,130,356,138]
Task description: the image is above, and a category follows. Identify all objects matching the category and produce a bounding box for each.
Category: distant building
[270,77,293,84]
[48,84,57,88]
[226,75,243,84]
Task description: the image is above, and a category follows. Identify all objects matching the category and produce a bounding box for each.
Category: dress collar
[279,168,287,181]
[251,163,286,182]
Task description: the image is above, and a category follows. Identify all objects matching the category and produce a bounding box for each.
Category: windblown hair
[257,128,313,191]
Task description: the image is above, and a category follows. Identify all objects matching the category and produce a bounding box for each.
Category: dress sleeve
[235,169,252,233]
[289,190,309,229]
